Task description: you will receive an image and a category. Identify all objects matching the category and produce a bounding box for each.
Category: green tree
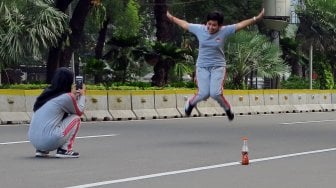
[296,0,336,81]
[225,30,289,89]
[169,0,262,24]
[92,0,142,59]
[80,0,145,84]
[113,0,141,40]
[297,0,336,53]
[143,41,194,86]
[314,54,334,89]
[46,0,95,83]
[0,0,67,66]
[280,25,308,77]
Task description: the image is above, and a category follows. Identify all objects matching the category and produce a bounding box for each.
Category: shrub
[281,75,319,89]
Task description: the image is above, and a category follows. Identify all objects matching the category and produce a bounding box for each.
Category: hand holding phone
[75,76,83,90]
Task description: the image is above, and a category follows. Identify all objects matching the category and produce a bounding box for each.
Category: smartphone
[75,76,83,90]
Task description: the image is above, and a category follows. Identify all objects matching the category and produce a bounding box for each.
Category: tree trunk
[152,0,174,87]
[233,75,244,89]
[55,0,73,12]
[154,0,172,42]
[291,61,303,77]
[46,46,62,83]
[61,0,92,66]
[46,0,92,83]
[46,0,73,83]
[95,18,110,59]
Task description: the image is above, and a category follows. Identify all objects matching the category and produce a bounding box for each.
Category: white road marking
[76,134,119,139]
[66,147,336,188]
[280,119,336,125]
[0,134,118,145]
[0,124,27,127]
[0,141,30,145]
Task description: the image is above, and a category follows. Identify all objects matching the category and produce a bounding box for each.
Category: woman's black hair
[33,67,74,112]
[206,11,224,25]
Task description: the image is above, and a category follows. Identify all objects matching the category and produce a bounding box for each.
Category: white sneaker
[35,150,50,158]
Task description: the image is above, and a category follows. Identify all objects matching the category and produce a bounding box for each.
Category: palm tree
[225,30,289,89]
[46,0,97,83]
[0,0,67,84]
[296,0,336,82]
[280,25,308,77]
[143,41,194,86]
[297,0,336,53]
[152,0,177,86]
[90,0,142,84]
[0,0,67,66]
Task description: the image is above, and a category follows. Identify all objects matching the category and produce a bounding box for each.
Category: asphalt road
[1,112,336,188]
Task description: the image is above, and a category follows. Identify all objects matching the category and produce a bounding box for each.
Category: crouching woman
[28,67,85,158]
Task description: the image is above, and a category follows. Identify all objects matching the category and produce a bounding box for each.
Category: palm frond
[0,0,67,65]
[225,30,289,88]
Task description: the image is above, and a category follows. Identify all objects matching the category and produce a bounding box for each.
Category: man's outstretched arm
[167,11,189,30]
[235,8,265,32]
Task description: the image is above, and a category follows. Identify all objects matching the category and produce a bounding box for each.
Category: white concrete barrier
[278,90,297,113]
[230,90,251,115]
[154,90,181,118]
[248,90,269,114]
[318,90,334,111]
[175,90,200,117]
[263,90,283,113]
[305,90,323,112]
[291,90,310,112]
[84,90,112,121]
[215,90,233,116]
[0,89,30,124]
[319,90,336,112]
[24,89,43,119]
[108,90,136,120]
[197,98,225,117]
[194,90,233,117]
[131,90,159,120]
[331,90,336,110]
[2,88,336,125]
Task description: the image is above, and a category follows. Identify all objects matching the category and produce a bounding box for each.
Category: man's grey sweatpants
[188,66,231,111]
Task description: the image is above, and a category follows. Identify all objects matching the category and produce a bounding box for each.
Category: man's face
[206,20,220,34]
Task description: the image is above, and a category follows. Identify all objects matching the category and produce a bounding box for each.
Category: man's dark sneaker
[55,148,80,158]
[35,150,50,158]
[184,100,195,116]
[226,108,235,121]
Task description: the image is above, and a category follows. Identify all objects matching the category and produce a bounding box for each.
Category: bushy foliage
[280,75,319,89]
[225,30,289,89]
[113,0,141,40]
[0,0,67,65]
[314,55,334,89]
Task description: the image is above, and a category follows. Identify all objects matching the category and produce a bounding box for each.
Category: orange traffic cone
[241,137,249,165]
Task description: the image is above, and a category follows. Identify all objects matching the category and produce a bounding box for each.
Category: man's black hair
[206,11,224,25]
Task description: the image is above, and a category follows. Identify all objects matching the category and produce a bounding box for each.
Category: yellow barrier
[24,89,43,119]
[131,90,159,120]
[248,90,268,114]
[304,90,323,112]
[108,90,136,120]
[263,90,282,113]
[278,90,297,113]
[318,90,334,111]
[154,90,182,118]
[0,90,30,124]
[0,89,335,125]
[175,90,200,117]
[85,90,112,121]
[228,90,251,115]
